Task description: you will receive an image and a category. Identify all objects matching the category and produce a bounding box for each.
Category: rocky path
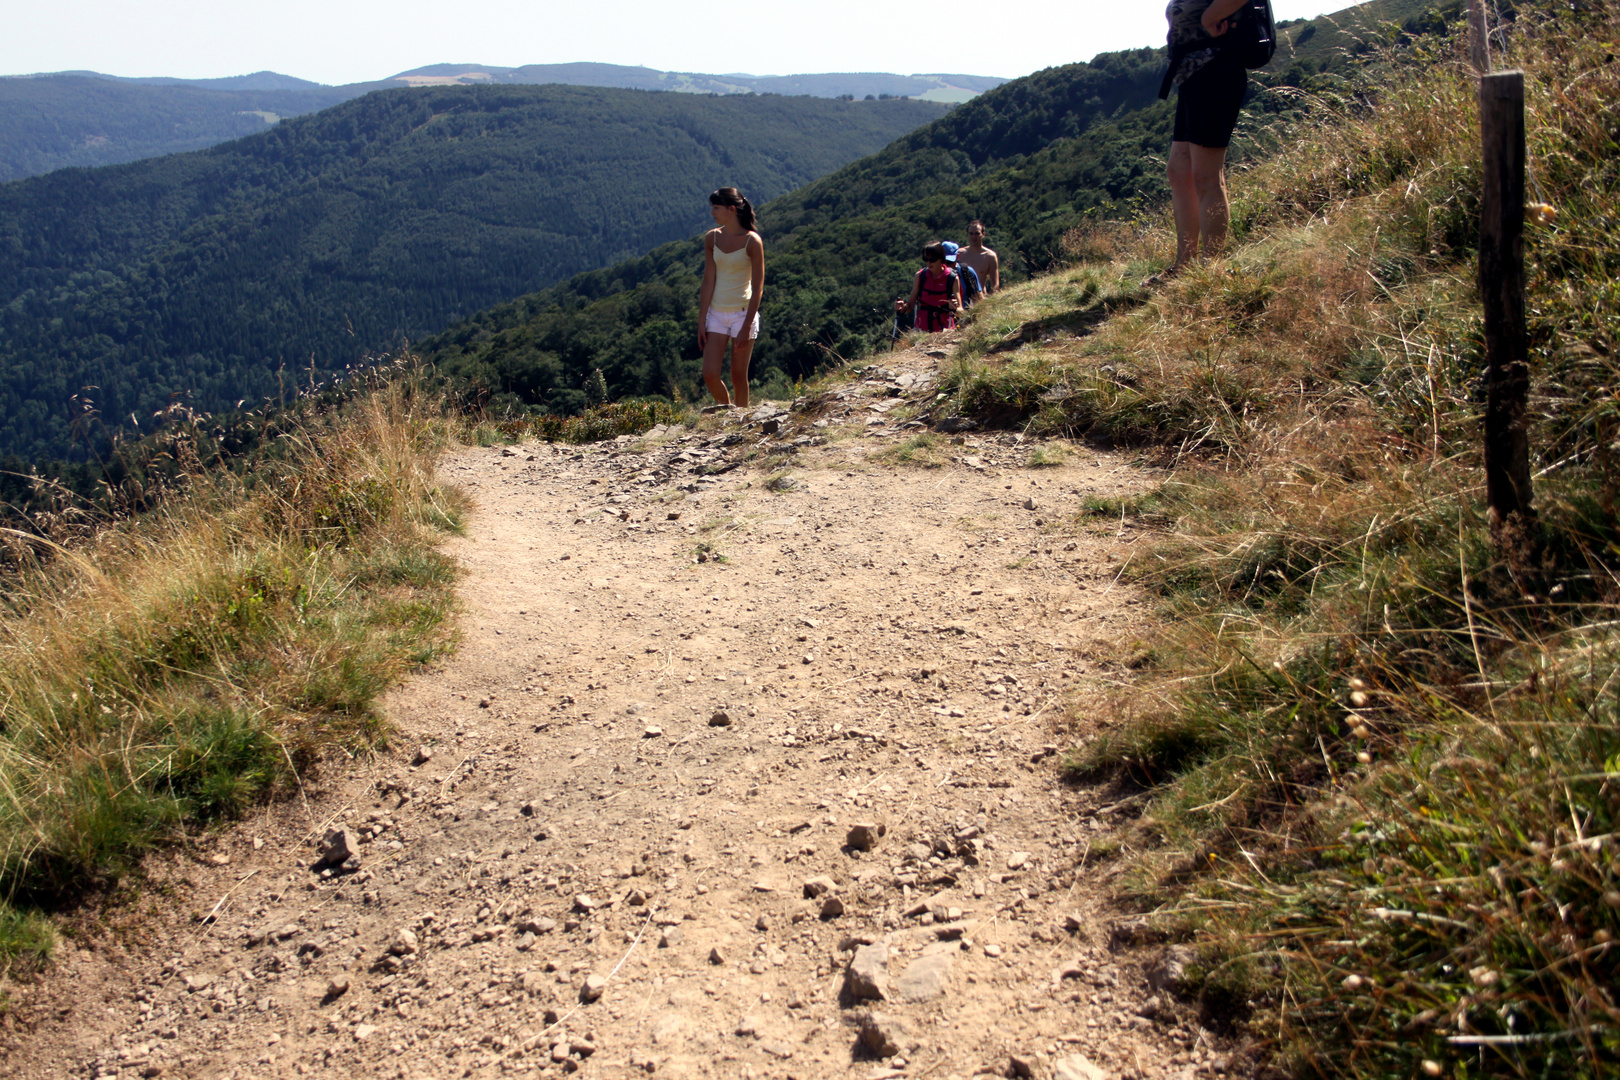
[2,343,1219,1080]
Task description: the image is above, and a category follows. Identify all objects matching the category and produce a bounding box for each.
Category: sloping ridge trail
[3,340,1216,1080]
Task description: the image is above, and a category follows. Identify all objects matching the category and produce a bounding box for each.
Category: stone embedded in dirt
[1054,1053,1113,1080]
[1010,1052,1038,1078]
[325,977,350,999]
[1006,851,1031,870]
[708,945,727,965]
[580,974,607,1002]
[354,1024,377,1041]
[760,1041,795,1059]
[573,894,597,912]
[1023,497,1038,511]
[1148,944,1195,994]
[856,1011,909,1057]
[411,746,433,766]
[1063,914,1087,934]
[802,875,837,899]
[735,1015,758,1037]
[845,943,889,1001]
[755,914,770,931]
[627,889,647,906]
[820,896,846,919]
[846,823,886,851]
[984,944,1003,958]
[708,711,732,727]
[520,971,548,994]
[388,928,419,956]
[520,801,537,817]
[659,926,684,949]
[319,827,357,866]
[183,973,214,993]
[897,952,952,1001]
[643,726,663,738]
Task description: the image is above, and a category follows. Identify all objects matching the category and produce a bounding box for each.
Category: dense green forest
[0,85,945,460]
[415,0,1455,415]
[0,76,356,181]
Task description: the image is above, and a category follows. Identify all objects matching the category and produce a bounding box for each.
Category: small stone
[643,726,663,738]
[580,974,607,1002]
[844,943,889,1001]
[760,1041,795,1059]
[856,1011,908,1057]
[708,711,732,727]
[325,977,350,999]
[755,914,770,931]
[411,746,433,766]
[659,926,684,949]
[319,827,357,866]
[984,944,1003,958]
[1006,851,1030,870]
[802,875,837,898]
[846,823,885,851]
[896,952,951,1001]
[735,1015,758,1037]
[572,1038,597,1058]
[353,1024,377,1041]
[1148,944,1195,994]
[208,853,230,866]
[1054,1053,1113,1080]
[1023,497,1037,511]
[388,928,418,956]
[573,894,597,912]
[708,945,727,965]
[1010,1053,1037,1078]
[820,896,846,919]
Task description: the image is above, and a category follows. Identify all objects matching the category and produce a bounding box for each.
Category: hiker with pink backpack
[894,241,964,333]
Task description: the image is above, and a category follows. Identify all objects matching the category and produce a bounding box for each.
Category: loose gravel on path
[2,344,1222,1080]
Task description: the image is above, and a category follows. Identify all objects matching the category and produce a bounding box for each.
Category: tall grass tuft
[0,365,465,966]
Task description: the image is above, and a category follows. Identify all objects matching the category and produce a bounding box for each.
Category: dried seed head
[1603,890,1620,908]
[1469,966,1500,987]
[1351,725,1370,739]
[1342,973,1365,990]
[1421,1061,1444,1077]
[1349,690,1370,708]
[1348,677,1367,691]
[1356,751,1372,765]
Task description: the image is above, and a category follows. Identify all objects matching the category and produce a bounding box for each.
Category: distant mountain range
[0,64,1006,182]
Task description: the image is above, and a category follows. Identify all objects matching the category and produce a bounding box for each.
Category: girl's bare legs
[701,331,733,405]
[730,337,754,408]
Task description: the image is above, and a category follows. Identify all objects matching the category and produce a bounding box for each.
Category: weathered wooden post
[1477,70,1535,536]
[1465,0,1490,74]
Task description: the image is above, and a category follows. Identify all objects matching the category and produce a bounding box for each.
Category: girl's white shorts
[704,309,759,340]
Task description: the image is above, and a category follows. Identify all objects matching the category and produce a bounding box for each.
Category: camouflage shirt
[1165,0,1220,89]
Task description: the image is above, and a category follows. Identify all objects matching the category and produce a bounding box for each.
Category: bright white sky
[2,0,1363,84]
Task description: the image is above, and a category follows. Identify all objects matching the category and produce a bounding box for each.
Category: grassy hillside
[0,85,945,461]
[915,0,1615,1075]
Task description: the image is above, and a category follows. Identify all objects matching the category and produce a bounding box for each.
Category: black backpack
[955,262,983,305]
[1226,0,1277,69]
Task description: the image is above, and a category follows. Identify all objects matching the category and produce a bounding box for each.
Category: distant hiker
[1154,0,1255,282]
[956,220,1000,299]
[895,241,962,333]
[941,242,983,307]
[698,187,765,408]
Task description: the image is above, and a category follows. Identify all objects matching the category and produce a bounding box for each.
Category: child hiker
[895,240,961,333]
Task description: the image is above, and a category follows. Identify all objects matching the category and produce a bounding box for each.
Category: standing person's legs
[702,332,733,405]
[729,338,753,408]
[1165,58,1245,272]
[1167,141,1200,269]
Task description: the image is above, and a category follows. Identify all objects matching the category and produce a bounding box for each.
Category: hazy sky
[3,0,1363,84]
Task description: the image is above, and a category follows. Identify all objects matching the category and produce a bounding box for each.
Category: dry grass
[926,2,1620,1075]
[0,369,466,971]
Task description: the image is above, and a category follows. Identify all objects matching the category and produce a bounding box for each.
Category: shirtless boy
[957,220,999,298]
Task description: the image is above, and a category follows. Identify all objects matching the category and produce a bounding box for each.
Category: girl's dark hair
[922,241,947,263]
[710,187,759,233]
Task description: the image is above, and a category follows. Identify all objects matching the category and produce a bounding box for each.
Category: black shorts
[1172,56,1247,149]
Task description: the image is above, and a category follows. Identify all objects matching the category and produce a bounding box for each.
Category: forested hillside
[0,75,356,181]
[0,86,945,460]
[416,0,1453,416]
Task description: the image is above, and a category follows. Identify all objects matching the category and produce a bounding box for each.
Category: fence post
[1477,70,1534,536]
[1465,0,1490,74]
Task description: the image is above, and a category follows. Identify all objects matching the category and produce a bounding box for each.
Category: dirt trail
[2,341,1215,1080]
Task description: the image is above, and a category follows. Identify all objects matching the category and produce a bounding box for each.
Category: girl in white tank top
[697,187,765,408]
